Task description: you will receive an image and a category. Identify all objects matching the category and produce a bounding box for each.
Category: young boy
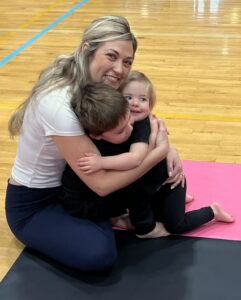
[61,73,234,239]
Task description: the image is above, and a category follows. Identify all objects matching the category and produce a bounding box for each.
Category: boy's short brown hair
[71,83,129,135]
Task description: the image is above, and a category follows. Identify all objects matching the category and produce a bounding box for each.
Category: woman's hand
[160,141,194,201]
[163,146,185,189]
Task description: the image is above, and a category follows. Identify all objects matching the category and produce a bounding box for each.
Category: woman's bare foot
[211,202,235,223]
[110,213,135,231]
[136,222,170,239]
[186,194,194,203]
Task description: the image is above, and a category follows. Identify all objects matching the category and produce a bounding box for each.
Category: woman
[6,16,185,272]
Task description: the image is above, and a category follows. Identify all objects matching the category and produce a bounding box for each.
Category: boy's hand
[149,114,158,149]
[149,115,169,148]
[77,153,102,174]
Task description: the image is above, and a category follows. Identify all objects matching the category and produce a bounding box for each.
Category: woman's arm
[52,119,168,196]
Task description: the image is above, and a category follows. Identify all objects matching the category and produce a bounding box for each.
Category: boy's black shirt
[92,116,151,156]
[61,116,168,223]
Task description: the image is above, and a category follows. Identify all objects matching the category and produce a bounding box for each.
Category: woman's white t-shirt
[11,86,84,188]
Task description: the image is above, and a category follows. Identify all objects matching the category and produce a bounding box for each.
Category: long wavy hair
[8,15,137,137]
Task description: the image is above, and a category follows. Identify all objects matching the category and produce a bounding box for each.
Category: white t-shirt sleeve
[37,88,84,136]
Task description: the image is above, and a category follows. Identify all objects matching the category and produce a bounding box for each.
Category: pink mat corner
[182,160,241,241]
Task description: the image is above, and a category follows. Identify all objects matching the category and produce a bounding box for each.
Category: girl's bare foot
[136,222,170,239]
[186,194,194,203]
[110,213,135,231]
[211,202,235,223]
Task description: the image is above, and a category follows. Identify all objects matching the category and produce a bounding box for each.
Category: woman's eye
[107,53,116,60]
[123,60,132,67]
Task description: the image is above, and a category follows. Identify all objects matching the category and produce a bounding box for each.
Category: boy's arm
[102,142,149,170]
[78,117,169,174]
[78,142,148,173]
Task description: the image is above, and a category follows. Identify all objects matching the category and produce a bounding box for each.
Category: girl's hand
[77,153,102,174]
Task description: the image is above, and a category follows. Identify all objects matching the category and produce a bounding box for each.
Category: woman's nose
[113,60,123,74]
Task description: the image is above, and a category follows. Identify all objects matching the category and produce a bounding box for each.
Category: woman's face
[89,40,134,89]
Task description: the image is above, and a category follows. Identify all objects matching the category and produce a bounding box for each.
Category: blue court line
[0,0,89,68]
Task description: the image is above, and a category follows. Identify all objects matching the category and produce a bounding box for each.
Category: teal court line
[0,0,89,68]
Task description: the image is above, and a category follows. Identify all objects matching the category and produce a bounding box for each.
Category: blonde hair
[120,70,156,110]
[8,16,137,137]
[72,83,129,135]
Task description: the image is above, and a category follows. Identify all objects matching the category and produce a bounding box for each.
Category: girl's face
[88,40,134,89]
[122,81,151,122]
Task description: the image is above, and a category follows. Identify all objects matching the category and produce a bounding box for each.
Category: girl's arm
[52,119,169,196]
[78,142,149,173]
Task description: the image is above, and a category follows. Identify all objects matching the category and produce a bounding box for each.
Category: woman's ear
[81,42,89,53]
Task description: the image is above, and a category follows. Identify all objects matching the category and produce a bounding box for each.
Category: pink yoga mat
[183,160,241,241]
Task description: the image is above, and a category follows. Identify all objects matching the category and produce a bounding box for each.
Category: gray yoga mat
[1,233,241,300]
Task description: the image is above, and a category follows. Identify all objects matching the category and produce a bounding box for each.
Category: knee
[88,242,118,271]
[71,236,118,272]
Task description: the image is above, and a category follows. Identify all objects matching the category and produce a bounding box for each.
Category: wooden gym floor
[0,0,241,281]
